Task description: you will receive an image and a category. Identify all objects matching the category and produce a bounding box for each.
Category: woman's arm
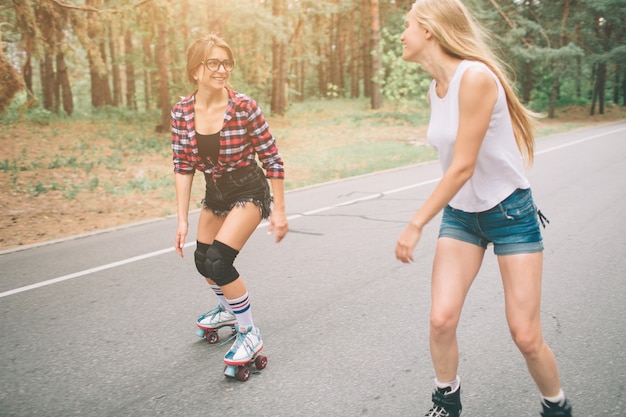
[268,178,288,243]
[396,67,498,263]
[174,172,194,257]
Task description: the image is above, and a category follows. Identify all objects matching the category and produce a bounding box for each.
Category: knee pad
[194,241,212,277]
[204,240,240,286]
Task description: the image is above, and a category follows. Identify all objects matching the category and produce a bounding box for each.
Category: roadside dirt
[1,104,623,251]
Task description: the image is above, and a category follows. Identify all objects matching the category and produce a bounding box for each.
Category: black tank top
[196,132,220,163]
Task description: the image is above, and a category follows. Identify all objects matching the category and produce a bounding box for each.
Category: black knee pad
[204,240,240,286]
[194,241,212,277]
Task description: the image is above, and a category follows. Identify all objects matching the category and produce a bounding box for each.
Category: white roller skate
[223,325,267,382]
[195,304,237,344]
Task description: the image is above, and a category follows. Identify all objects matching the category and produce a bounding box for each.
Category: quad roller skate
[223,325,267,382]
[195,304,237,344]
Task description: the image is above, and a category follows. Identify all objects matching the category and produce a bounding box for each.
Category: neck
[422,53,462,88]
[195,87,228,108]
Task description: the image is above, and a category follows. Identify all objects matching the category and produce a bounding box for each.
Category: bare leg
[498,252,561,397]
[196,202,262,299]
[430,238,485,382]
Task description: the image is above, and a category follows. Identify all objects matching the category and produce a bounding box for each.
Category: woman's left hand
[268,210,289,243]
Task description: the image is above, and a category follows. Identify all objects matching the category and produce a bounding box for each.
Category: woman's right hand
[395,223,422,264]
[175,221,188,257]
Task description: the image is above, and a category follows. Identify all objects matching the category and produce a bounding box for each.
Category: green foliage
[2,0,625,127]
[377,12,432,103]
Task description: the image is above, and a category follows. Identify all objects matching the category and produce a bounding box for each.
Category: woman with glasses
[171,34,288,380]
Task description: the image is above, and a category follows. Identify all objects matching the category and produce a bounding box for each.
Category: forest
[1,0,625,128]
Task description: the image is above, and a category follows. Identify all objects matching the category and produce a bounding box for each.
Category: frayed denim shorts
[439,188,544,255]
[202,162,272,219]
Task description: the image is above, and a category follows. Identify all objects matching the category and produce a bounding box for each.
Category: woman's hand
[268,210,288,243]
[175,221,188,257]
[395,223,422,263]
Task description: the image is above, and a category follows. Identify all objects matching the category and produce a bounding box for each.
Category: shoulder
[172,93,195,114]
[459,63,497,103]
[456,64,498,115]
[459,62,497,91]
[227,88,257,108]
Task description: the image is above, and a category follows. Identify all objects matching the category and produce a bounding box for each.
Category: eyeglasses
[201,58,235,72]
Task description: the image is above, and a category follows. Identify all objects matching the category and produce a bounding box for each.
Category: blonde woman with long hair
[396,1,572,415]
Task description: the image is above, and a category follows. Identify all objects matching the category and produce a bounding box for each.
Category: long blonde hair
[411,0,537,165]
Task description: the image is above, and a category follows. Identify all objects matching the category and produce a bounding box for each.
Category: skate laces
[199,304,223,321]
[425,405,451,417]
[198,304,234,326]
[426,386,460,417]
[226,326,259,356]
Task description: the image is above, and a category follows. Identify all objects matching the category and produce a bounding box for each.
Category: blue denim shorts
[439,188,544,255]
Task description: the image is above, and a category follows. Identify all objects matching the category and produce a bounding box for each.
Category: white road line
[2,125,623,299]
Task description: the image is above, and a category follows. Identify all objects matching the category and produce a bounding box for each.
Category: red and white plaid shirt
[171,88,284,180]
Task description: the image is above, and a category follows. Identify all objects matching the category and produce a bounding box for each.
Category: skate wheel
[224,365,237,378]
[195,328,206,338]
[236,366,250,382]
[254,355,267,370]
[206,330,219,344]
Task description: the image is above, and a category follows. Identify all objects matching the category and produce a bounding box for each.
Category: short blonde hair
[185,34,235,84]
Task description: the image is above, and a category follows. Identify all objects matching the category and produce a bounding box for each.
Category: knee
[203,240,240,286]
[194,241,212,277]
[509,324,544,357]
[430,309,460,338]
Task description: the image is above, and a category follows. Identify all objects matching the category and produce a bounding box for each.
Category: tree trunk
[613,63,619,105]
[109,22,122,107]
[369,0,383,109]
[85,0,111,108]
[142,35,153,111]
[329,10,344,96]
[521,61,533,104]
[597,62,606,114]
[271,0,287,115]
[349,10,360,99]
[23,54,33,96]
[56,52,73,116]
[155,23,171,132]
[576,56,582,98]
[41,53,55,111]
[124,30,137,110]
[590,64,598,115]
[361,0,371,98]
[548,75,558,119]
[548,0,569,119]
[96,41,113,107]
[622,67,626,106]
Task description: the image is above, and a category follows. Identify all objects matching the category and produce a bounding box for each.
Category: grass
[0,98,624,249]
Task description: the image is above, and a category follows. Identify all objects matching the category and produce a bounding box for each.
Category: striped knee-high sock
[226,291,254,328]
[209,285,233,313]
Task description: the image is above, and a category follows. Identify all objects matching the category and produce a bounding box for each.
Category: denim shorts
[202,162,272,219]
[439,188,544,255]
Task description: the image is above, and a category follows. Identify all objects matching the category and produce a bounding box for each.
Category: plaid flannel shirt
[171,88,284,180]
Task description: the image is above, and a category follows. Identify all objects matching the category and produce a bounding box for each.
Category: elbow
[450,163,475,184]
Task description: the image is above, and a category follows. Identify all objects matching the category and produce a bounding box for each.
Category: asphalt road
[1,121,625,417]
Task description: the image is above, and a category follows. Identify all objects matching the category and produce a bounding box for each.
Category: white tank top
[426,60,530,212]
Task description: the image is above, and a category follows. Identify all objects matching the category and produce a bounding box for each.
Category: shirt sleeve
[246,100,285,180]
[171,101,195,174]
